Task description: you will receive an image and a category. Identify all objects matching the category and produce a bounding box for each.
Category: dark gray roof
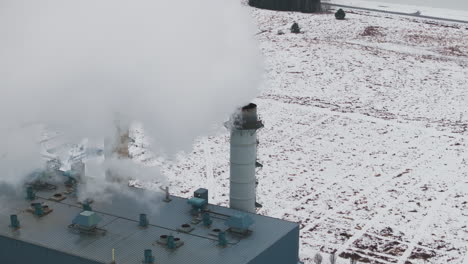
[0,184,298,264]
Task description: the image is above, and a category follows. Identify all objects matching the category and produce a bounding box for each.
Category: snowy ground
[328,0,468,21]
[128,6,468,264]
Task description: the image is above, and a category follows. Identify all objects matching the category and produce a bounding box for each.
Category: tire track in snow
[266,114,334,151]
[292,129,433,223]
[258,98,467,141]
[396,187,455,264]
[333,191,409,259]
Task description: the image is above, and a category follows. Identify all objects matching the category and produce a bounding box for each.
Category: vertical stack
[228,103,263,213]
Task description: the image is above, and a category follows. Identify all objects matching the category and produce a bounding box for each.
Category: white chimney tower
[227,103,263,213]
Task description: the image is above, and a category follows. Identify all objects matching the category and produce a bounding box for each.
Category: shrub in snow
[290,22,300,33]
[313,253,323,264]
[335,9,346,20]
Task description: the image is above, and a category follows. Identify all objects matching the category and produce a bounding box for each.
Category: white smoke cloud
[0,0,263,190]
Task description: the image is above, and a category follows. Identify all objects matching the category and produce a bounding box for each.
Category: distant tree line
[248,0,322,13]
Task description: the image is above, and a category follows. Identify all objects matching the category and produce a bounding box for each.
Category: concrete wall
[248,225,300,264]
[249,0,322,13]
[0,235,103,264]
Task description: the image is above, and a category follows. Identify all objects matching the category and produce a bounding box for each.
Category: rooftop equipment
[194,188,208,202]
[187,197,208,214]
[139,213,149,228]
[157,234,184,249]
[177,223,194,233]
[26,186,36,200]
[82,202,92,211]
[72,211,101,228]
[227,103,263,213]
[28,202,53,217]
[225,213,255,235]
[9,215,20,229]
[143,249,155,264]
[202,213,213,226]
[161,186,172,202]
[218,231,228,247]
[167,235,176,249]
[69,210,106,235]
[1,186,300,264]
[33,203,44,216]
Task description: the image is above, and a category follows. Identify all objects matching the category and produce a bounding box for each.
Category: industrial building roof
[0,183,298,264]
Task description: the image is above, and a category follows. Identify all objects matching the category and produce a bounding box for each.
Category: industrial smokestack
[227,103,263,213]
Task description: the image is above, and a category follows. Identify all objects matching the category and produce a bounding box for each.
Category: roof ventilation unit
[139,213,149,228]
[202,213,213,227]
[28,203,53,217]
[69,211,106,235]
[26,186,36,201]
[218,231,228,247]
[143,249,155,264]
[49,193,66,202]
[187,197,207,215]
[194,188,208,203]
[9,215,20,230]
[156,234,184,249]
[82,202,92,211]
[225,213,254,236]
[177,223,194,233]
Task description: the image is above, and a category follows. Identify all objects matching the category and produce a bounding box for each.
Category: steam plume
[0,0,263,193]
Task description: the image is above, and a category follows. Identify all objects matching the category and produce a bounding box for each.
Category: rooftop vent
[49,193,66,202]
[156,234,184,249]
[209,228,223,238]
[202,213,213,227]
[225,213,254,236]
[187,197,207,215]
[160,186,172,202]
[143,249,155,264]
[82,202,92,211]
[28,203,53,217]
[177,223,194,233]
[194,188,208,203]
[139,213,148,228]
[218,231,228,247]
[9,215,20,230]
[26,186,36,201]
[69,211,106,235]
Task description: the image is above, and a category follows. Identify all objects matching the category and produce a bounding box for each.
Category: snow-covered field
[329,0,468,21]
[129,5,468,264]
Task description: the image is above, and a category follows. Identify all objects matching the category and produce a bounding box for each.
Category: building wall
[249,0,322,13]
[248,225,300,264]
[1,227,300,264]
[0,235,103,264]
